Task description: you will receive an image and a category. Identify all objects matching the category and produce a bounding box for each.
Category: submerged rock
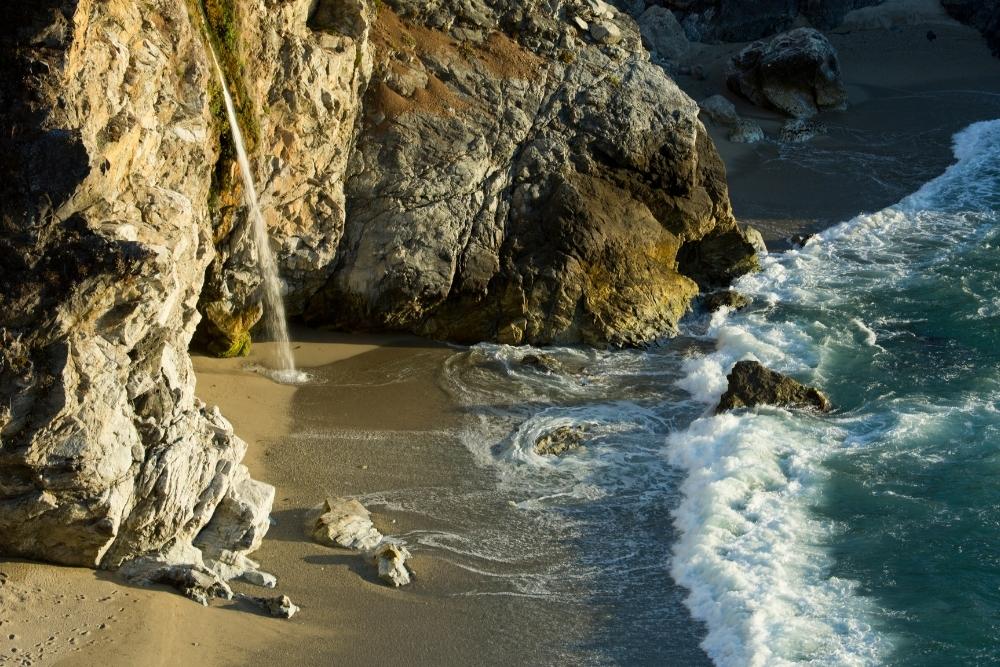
[727,28,848,119]
[716,360,833,413]
[534,426,586,456]
[728,119,766,144]
[311,497,383,551]
[520,353,562,374]
[703,291,751,312]
[372,541,413,588]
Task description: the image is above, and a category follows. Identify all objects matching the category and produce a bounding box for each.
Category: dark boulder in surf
[702,290,751,312]
[716,360,832,413]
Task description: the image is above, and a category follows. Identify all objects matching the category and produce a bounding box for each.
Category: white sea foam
[667,120,1000,666]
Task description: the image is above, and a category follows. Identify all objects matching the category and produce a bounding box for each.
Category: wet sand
[677,1,1000,247]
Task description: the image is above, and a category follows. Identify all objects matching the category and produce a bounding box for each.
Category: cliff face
[0,0,272,574]
[195,0,375,355]
[0,0,758,572]
[307,0,757,345]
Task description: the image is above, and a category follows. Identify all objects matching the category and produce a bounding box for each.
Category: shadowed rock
[727,28,848,119]
[716,360,832,413]
[703,291,750,312]
[534,425,586,456]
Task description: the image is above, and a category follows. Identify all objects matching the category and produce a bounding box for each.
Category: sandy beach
[678,1,1000,247]
[4,4,1000,665]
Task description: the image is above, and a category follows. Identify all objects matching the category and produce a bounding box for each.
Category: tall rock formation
[0,0,760,574]
[306,0,759,345]
[941,0,1000,56]
[0,0,272,574]
[195,0,375,355]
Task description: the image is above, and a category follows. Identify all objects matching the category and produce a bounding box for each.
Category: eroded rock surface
[307,0,759,346]
[628,1,886,42]
[195,0,376,353]
[310,497,383,551]
[1,0,767,578]
[372,541,413,587]
[727,28,847,119]
[0,1,272,575]
[716,360,832,413]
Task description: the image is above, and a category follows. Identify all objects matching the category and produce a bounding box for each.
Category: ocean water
[409,120,1000,665]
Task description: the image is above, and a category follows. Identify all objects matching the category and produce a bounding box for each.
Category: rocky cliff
[306,0,759,345]
[0,0,271,579]
[0,0,759,574]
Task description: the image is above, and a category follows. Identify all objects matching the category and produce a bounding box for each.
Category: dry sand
[4,5,1000,665]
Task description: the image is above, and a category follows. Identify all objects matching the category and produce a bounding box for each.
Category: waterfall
[204,39,307,384]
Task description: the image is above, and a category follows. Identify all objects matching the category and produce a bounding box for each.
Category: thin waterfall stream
[203,32,307,384]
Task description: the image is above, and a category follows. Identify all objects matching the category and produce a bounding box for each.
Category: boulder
[306,1,760,346]
[727,28,848,118]
[779,118,829,143]
[534,425,586,456]
[194,465,276,583]
[638,6,690,61]
[716,360,832,413]
[699,94,741,126]
[702,291,750,312]
[310,497,383,551]
[372,541,413,587]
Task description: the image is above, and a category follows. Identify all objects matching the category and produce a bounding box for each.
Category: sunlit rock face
[305,0,759,346]
[0,0,761,574]
[0,0,272,572]
[195,0,376,354]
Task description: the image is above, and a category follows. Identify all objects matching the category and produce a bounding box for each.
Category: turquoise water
[431,120,1000,665]
[669,119,1000,665]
